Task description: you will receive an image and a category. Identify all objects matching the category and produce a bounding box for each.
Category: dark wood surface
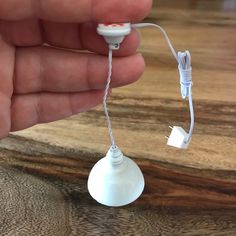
[1,0,236,235]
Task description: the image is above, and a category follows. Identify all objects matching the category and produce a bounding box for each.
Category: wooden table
[1,0,236,235]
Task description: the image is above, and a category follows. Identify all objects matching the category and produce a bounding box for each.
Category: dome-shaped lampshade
[87,146,145,207]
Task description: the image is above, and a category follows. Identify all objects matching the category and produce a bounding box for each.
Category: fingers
[0,36,14,96]
[0,19,43,46]
[0,0,152,22]
[0,95,11,138]
[0,36,15,138]
[44,21,141,56]
[11,90,106,131]
[14,46,145,94]
[1,20,140,56]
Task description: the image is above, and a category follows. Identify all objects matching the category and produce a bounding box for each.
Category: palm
[0,0,152,138]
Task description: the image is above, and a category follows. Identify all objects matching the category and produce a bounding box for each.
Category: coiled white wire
[132,23,194,143]
[177,50,194,142]
[103,23,194,147]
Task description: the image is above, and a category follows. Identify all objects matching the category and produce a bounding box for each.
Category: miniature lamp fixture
[88,145,144,206]
[87,22,194,207]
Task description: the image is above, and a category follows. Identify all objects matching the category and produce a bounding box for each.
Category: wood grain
[0,0,236,235]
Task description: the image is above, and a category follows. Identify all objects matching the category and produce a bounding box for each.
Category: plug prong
[169,126,173,129]
[165,136,169,140]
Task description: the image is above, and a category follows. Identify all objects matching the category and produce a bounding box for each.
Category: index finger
[0,0,152,22]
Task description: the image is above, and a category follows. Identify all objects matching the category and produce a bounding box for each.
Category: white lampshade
[87,146,145,207]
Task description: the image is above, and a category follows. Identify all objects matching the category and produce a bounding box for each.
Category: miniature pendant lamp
[87,23,194,207]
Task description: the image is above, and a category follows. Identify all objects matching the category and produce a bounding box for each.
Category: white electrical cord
[102,22,194,148]
[132,23,194,143]
[103,49,116,148]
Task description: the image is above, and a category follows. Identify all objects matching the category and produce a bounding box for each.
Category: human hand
[0,0,152,138]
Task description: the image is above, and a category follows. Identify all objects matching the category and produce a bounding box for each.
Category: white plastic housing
[97,23,131,50]
[167,126,189,149]
[97,23,131,37]
[87,146,145,207]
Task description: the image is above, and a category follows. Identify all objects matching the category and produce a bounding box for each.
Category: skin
[0,0,152,138]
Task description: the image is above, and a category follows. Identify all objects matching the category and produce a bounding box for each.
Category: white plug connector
[97,23,131,50]
[166,126,190,149]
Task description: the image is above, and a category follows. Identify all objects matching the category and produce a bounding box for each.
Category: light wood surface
[0,0,236,235]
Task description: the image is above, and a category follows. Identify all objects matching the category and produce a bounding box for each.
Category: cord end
[166,126,190,149]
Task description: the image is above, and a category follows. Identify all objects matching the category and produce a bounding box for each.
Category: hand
[0,0,152,138]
